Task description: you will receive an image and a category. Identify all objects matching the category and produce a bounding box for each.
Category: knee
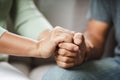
[42,66,91,80]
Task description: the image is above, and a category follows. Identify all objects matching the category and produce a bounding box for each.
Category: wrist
[84,39,94,61]
[28,41,39,57]
[39,29,51,40]
[30,40,46,58]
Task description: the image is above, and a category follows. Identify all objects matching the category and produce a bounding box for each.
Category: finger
[54,33,73,44]
[55,26,75,36]
[73,33,84,46]
[55,55,75,63]
[56,60,75,68]
[62,33,73,43]
[54,26,74,43]
[58,43,79,51]
[58,48,77,57]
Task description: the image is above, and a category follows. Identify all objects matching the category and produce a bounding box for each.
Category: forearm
[84,31,105,60]
[84,20,110,60]
[0,32,38,57]
[0,27,73,58]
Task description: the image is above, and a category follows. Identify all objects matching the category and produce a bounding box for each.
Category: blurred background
[34,0,89,32]
[34,0,115,59]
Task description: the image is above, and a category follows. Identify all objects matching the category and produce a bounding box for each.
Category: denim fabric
[42,57,120,80]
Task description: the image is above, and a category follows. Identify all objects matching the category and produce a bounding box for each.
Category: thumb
[73,33,84,46]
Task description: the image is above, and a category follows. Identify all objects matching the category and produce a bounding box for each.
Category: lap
[30,63,56,80]
[42,57,120,80]
[0,62,30,80]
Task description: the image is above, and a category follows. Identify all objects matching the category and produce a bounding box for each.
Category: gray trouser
[42,57,120,80]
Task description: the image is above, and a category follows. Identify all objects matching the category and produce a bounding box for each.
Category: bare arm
[84,19,111,60]
[0,27,74,58]
[0,31,37,57]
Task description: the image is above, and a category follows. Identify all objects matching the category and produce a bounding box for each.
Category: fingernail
[58,44,62,47]
[75,39,81,45]
[74,46,79,51]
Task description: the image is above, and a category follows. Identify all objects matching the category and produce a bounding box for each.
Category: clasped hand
[38,26,91,68]
[55,33,86,68]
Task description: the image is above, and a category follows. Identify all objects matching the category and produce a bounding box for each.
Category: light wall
[35,0,89,32]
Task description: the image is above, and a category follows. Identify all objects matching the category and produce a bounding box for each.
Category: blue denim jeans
[42,57,120,80]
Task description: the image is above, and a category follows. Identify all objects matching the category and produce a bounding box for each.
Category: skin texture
[0,19,111,68]
[0,26,76,58]
[56,19,111,68]
[37,26,75,58]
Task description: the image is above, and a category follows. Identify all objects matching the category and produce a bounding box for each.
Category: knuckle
[53,28,60,34]
[62,52,66,56]
[62,63,68,68]
[76,32,83,36]
[56,61,68,68]
[63,58,69,62]
[60,49,66,56]
[58,43,63,48]
[52,29,59,35]
[72,52,78,57]
[55,26,62,29]
[54,26,63,32]
[76,33,84,39]
[65,36,72,42]
[56,61,61,67]
[68,45,74,50]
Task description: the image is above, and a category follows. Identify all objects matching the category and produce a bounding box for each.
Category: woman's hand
[36,26,75,58]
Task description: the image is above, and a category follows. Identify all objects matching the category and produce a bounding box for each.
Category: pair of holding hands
[38,27,93,68]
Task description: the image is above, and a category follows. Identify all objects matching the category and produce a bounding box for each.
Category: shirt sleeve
[11,0,53,40]
[87,0,112,24]
[0,27,7,38]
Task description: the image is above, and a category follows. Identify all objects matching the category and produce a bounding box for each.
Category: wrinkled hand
[36,26,74,58]
[55,33,87,68]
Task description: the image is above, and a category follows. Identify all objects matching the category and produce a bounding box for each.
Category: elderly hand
[55,33,87,68]
[36,26,74,58]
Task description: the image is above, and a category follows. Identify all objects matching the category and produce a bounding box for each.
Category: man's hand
[36,26,74,58]
[55,33,89,68]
